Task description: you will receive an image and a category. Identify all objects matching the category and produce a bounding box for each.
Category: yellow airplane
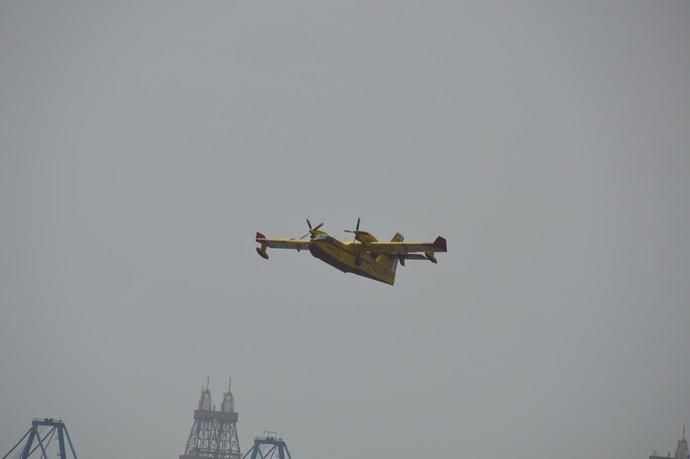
[255,219,447,285]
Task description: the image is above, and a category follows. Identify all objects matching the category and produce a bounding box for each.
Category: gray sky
[1,1,689,458]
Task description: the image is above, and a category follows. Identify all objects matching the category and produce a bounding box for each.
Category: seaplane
[255,219,447,285]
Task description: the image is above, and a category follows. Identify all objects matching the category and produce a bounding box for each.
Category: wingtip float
[255,219,447,285]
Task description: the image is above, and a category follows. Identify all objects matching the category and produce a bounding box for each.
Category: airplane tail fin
[376,233,404,275]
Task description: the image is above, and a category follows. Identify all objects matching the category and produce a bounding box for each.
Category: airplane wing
[364,236,447,254]
[395,254,428,260]
[255,232,310,250]
[255,232,310,260]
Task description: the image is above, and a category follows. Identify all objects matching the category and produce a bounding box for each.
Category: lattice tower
[180,378,241,459]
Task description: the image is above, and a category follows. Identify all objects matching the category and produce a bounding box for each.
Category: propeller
[300,218,324,239]
[345,217,363,265]
[344,217,361,239]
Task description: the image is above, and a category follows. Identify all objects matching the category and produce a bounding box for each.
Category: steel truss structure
[242,434,292,459]
[180,378,241,459]
[2,418,78,459]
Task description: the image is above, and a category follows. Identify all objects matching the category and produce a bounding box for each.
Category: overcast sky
[1,2,689,458]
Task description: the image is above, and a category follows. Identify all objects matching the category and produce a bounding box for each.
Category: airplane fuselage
[308,235,395,285]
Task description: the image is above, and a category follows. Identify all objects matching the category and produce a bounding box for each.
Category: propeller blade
[300,219,324,239]
[346,217,361,241]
